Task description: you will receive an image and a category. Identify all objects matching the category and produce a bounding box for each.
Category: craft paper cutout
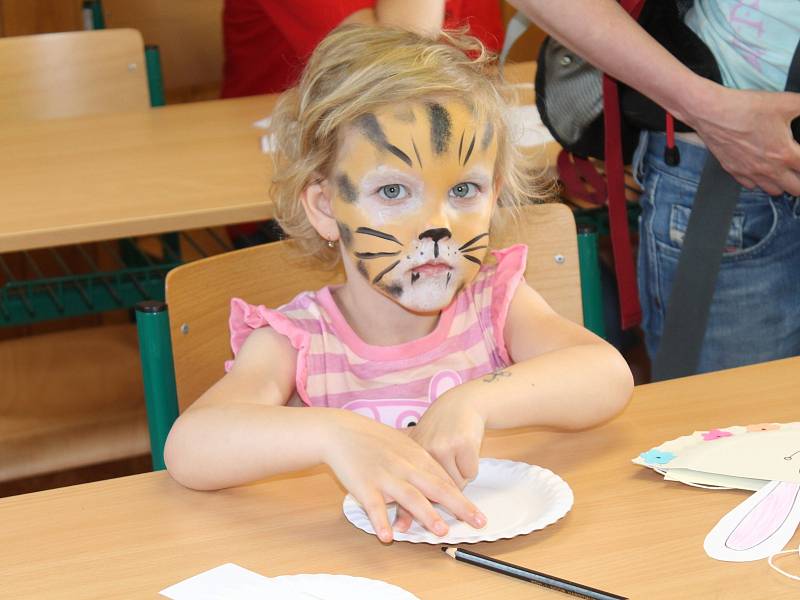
[665,429,800,483]
[662,468,766,491]
[633,423,800,569]
[704,480,800,562]
[633,422,800,490]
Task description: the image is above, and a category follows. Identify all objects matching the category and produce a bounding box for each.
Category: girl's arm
[462,281,632,430]
[510,0,800,196]
[164,326,484,542]
[407,282,632,491]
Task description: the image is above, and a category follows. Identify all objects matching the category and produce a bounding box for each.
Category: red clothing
[222,0,505,98]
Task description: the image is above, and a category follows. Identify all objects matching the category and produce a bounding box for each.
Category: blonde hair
[270,24,549,264]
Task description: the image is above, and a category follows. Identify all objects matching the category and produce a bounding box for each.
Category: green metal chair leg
[135,300,179,470]
[145,45,166,107]
[577,224,607,339]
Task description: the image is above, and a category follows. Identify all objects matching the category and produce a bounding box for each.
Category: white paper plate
[342,458,573,544]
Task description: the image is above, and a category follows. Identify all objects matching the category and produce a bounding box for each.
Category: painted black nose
[418,228,452,243]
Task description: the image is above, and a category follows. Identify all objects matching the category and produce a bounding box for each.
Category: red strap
[620,0,646,17]
[603,73,642,328]
[594,0,644,329]
[557,150,608,206]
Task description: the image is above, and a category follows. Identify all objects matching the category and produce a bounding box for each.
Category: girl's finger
[409,470,486,530]
[441,455,468,490]
[455,444,480,487]
[393,505,413,533]
[387,480,449,537]
[358,491,393,543]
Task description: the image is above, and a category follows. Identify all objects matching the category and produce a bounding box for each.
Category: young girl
[164,25,633,543]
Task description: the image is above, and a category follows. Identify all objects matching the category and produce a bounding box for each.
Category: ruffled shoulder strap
[486,244,528,365]
[225,295,317,405]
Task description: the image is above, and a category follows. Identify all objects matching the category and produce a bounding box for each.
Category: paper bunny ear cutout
[704,480,800,562]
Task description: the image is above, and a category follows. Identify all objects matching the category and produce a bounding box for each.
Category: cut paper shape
[343,458,573,544]
[507,105,555,147]
[160,563,419,600]
[704,480,800,562]
[632,423,800,491]
[663,468,766,491]
[666,429,800,483]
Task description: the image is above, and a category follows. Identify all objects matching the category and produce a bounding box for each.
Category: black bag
[535,0,723,163]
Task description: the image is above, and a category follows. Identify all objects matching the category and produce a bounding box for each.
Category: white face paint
[331,100,498,313]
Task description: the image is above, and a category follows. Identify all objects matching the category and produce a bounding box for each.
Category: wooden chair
[136,202,582,467]
[0,28,150,122]
[0,29,153,483]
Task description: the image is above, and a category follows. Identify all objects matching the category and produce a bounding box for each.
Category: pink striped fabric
[227,244,527,428]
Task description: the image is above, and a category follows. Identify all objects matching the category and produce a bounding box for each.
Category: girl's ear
[300,178,339,242]
[492,175,504,205]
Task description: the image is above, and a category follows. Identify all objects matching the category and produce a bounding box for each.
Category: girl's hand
[395,392,486,533]
[323,409,486,543]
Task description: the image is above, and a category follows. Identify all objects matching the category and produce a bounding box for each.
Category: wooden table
[0,62,543,254]
[2,358,798,598]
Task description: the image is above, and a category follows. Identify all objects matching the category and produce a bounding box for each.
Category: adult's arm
[510,0,800,195]
[343,0,445,38]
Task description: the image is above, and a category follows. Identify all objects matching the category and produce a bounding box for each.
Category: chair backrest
[0,28,150,122]
[166,202,582,411]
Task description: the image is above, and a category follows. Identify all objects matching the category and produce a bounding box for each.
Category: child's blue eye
[450,182,479,199]
[378,184,408,200]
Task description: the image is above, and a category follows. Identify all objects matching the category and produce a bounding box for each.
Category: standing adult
[511,0,800,374]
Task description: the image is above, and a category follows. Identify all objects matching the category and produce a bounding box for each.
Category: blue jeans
[633,132,800,374]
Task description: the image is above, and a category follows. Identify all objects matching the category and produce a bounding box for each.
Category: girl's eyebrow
[358,166,423,187]
[459,167,492,181]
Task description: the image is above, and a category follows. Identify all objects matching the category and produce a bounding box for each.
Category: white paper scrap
[253,116,272,129]
[161,563,420,599]
[160,563,299,600]
[508,104,554,147]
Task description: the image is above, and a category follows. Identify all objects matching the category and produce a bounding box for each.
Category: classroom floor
[0,332,652,499]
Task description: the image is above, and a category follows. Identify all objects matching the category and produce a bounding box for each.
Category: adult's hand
[685,84,800,196]
[509,0,800,195]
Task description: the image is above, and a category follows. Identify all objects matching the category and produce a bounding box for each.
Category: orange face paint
[332,100,498,312]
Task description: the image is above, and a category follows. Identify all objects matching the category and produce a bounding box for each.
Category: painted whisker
[459,245,488,254]
[354,251,402,259]
[372,260,400,284]
[355,227,403,245]
[458,232,489,251]
[462,255,482,265]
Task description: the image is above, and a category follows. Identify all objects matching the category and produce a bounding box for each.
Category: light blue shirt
[685,0,800,91]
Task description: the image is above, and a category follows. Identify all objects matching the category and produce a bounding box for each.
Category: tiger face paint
[332,100,498,313]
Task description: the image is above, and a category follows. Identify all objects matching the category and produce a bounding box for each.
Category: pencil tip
[440,547,447,552]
